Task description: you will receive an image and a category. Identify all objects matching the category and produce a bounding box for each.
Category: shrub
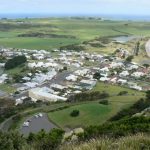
[70,110,80,117]
[99,99,109,105]
[68,91,109,102]
[118,91,128,96]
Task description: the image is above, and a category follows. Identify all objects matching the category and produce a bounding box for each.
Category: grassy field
[0,84,16,94]
[48,82,144,129]
[0,18,150,52]
[92,82,144,96]
[48,94,143,129]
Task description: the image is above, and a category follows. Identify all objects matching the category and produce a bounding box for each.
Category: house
[119,71,129,77]
[29,87,67,102]
[100,77,110,82]
[0,74,8,84]
[66,74,78,82]
[117,79,127,84]
[79,79,97,90]
[127,64,139,70]
[110,77,117,84]
[131,72,145,78]
[0,63,5,67]
[100,67,109,73]
[50,84,67,91]
[74,69,90,76]
[110,62,124,69]
[130,85,142,91]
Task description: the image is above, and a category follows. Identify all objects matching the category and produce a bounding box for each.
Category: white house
[66,74,78,82]
[119,71,129,77]
[29,87,67,102]
[131,72,145,78]
[117,79,127,84]
[100,77,110,82]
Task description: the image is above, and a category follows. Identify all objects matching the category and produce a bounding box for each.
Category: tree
[70,110,80,117]
[0,131,26,150]
[93,72,101,80]
[32,129,64,150]
[118,91,128,96]
[126,55,134,63]
[146,90,150,99]
[99,99,109,105]
[5,55,27,70]
[143,64,149,68]
[63,66,67,70]
[134,41,140,56]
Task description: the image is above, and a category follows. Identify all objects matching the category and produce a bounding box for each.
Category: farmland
[0,18,150,53]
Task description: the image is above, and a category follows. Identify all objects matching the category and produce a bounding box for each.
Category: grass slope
[61,134,150,150]
[48,95,143,129]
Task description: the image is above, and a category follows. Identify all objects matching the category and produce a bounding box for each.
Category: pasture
[0,18,150,52]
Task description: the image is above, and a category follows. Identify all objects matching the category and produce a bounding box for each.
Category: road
[20,113,57,136]
[145,39,150,57]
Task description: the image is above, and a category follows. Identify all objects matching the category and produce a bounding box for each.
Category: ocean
[0,13,150,21]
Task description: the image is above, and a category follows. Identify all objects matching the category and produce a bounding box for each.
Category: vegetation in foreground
[0,90,149,150]
[61,134,150,150]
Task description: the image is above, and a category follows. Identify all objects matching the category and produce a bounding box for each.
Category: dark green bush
[5,55,27,70]
[70,110,80,117]
[99,99,109,105]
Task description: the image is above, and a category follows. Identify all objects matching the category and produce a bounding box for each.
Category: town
[0,46,149,105]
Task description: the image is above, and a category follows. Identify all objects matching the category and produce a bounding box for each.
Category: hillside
[61,134,150,150]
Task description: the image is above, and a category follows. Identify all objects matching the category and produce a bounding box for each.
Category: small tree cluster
[68,91,109,102]
[5,55,27,70]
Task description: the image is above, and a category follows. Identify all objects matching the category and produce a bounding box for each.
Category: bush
[99,99,109,105]
[70,110,80,117]
[60,44,85,51]
[110,98,150,121]
[5,55,27,70]
[118,91,128,96]
[68,91,109,102]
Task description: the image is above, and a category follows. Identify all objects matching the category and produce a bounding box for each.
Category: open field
[48,82,144,129]
[48,95,143,129]
[92,82,144,96]
[0,18,150,53]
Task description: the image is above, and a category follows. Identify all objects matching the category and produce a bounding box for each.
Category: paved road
[41,71,72,87]
[0,90,8,97]
[0,67,4,75]
[20,113,57,136]
[146,40,150,57]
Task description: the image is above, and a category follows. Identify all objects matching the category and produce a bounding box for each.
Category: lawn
[48,94,144,129]
[48,101,111,129]
[0,84,16,94]
[92,82,144,96]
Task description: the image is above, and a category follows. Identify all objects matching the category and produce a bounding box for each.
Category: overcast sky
[0,0,150,16]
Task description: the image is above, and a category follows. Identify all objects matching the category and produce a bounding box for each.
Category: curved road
[145,39,150,57]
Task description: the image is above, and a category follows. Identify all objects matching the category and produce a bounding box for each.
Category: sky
[0,0,150,16]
